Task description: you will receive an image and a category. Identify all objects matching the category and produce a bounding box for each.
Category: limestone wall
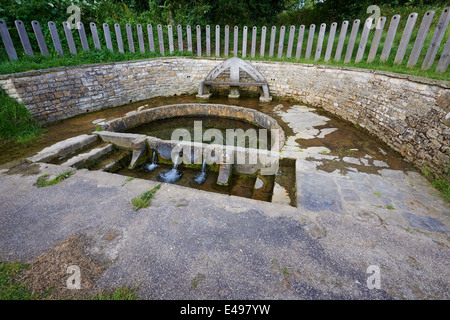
[0,57,448,176]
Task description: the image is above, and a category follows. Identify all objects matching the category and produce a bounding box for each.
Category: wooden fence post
[115,24,124,53]
[15,20,34,56]
[344,19,360,63]
[315,23,326,61]
[103,23,113,51]
[422,7,450,70]
[324,22,337,62]
[407,10,435,68]
[49,21,64,56]
[31,20,49,56]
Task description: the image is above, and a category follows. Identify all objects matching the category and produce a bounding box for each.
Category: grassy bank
[0,90,43,144]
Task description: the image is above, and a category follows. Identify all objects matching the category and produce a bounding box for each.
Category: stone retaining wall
[0,57,449,177]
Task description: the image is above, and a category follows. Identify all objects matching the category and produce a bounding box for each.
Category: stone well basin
[95,104,286,178]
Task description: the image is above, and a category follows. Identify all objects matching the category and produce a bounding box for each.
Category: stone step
[28,134,99,163]
[61,144,114,169]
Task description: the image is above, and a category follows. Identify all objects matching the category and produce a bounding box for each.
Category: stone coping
[102,103,285,150]
[1,56,448,88]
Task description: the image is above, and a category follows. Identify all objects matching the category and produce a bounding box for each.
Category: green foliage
[131,184,162,211]
[88,286,139,300]
[0,261,38,300]
[423,164,450,203]
[0,89,43,144]
[34,169,74,188]
[278,0,450,26]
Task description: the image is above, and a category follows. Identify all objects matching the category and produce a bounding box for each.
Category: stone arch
[197,57,272,102]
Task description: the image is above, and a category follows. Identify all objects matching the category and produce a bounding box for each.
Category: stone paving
[274,104,449,235]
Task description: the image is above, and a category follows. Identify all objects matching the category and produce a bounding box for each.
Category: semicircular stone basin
[96,103,286,177]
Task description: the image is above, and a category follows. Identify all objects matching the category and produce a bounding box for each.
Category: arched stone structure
[197,57,272,102]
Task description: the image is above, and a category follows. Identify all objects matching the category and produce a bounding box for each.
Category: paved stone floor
[0,103,448,300]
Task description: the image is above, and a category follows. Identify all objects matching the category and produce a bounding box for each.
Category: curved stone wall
[0,57,448,177]
[103,103,284,149]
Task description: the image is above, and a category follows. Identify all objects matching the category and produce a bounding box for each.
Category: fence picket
[158,24,165,55]
[216,25,220,56]
[125,23,135,53]
[407,10,435,68]
[367,17,386,62]
[103,23,113,51]
[31,20,49,56]
[206,25,211,56]
[147,24,155,52]
[269,26,276,57]
[422,7,450,70]
[90,22,101,51]
[0,19,17,60]
[242,26,248,58]
[380,15,400,62]
[278,26,286,58]
[196,25,202,56]
[15,20,33,56]
[355,18,372,63]
[260,26,267,57]
[436,34,450,72]
[344,19,360,63]
[315,23,326,60]
[77,22,89,51]
[305,24,316,59]
[178,25,183,51]
[295,25,305,60]
[251,26,257,58]
[334,21,348,61]
[63,21,77,55]
[394,13,418,64]
[233,26,238,56]
[286,25,295,58]
[187,25,192,52]
[137,24,145,53]
[115,24,124,53]
[49,21,64,56]
[324,22,337,62]
[224,25,229,56]
[168,24,174,54]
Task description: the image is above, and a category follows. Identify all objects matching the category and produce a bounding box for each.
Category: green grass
[0,260,139,300]
[0,48,195,75]
[34,169,74,188]
[0,90,43,144]
[131,184,162,211]
[423,164,450,202]
[0,261,39,300]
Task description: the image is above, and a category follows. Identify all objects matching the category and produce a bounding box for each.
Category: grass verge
[423,164,450,202]
[131,184,162,211]
[34,169,74,187]
[0,260,138,300]
[0,90,43,144]
[0,48,195,75]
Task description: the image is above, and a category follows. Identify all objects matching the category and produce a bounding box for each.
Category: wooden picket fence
[0,7,449,73]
